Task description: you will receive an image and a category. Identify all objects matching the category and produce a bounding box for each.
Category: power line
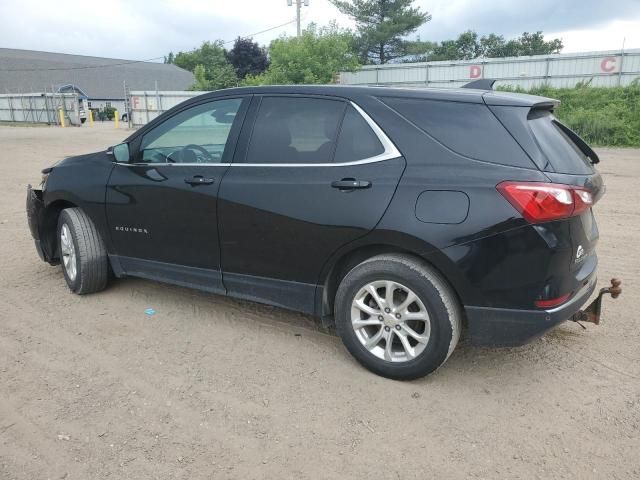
[0,18,298,73]
[222,17,298,44]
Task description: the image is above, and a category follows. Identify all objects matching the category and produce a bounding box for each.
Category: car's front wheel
[335,254,461,380]
[57,208,109,294]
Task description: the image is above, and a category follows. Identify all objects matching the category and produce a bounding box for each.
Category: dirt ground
[0,123,638,480]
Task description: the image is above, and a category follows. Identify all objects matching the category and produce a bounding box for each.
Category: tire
[57,208,109,295]
[335,254,461,380]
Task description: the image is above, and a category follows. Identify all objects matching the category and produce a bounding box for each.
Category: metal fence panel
[128,90,206,127]
[338,48,640,89]
[0,92,79,124]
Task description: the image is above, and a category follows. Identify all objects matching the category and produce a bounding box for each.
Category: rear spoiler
[462,79,496,90]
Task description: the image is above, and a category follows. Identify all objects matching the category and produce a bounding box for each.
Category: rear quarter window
[334,105,384,162]
[380,97,535,169]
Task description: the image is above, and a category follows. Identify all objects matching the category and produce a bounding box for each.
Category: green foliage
[103,106,116,120]
[173,41,238,90]
[243,23,360,85]
[515,32,563,57]
[499,84,640,146]
[330,0,430,64]
[426,30,563,61]
[227,37,270,79]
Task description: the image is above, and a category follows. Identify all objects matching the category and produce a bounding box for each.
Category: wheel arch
[316,239,467,324]
[40,199,79,264]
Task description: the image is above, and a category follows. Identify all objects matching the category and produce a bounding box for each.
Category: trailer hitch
[570,278,622,325]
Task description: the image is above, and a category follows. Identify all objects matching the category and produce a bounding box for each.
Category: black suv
[27,85,616,379]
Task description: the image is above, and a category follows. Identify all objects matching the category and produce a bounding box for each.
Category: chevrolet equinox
[27,84,620,379]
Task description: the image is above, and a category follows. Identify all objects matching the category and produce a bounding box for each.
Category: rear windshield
[528,111,594,174]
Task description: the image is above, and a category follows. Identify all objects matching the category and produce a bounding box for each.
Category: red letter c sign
[601,57,616,73]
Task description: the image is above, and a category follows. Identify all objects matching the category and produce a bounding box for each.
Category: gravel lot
[0,123,638,480]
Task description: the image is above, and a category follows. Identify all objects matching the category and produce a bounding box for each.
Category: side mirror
[110,143,130,163]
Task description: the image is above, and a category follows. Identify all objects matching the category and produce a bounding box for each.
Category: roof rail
[462,79,496,90]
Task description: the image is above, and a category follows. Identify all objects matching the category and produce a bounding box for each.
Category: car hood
[47,151,111,173]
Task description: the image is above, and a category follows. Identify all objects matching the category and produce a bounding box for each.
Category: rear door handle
[331,179,371,190]
[184,175,215,186]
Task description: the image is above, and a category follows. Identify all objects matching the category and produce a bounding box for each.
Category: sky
[0,0,639,60]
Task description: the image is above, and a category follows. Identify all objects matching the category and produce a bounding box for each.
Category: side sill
[108,256,318,317]
[112,255,225,295]
[223,272,317,316]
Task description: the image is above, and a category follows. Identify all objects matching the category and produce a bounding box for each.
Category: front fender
[42,152,116,254]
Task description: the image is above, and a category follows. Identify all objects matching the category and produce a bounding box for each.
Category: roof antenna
[462,79,496,90]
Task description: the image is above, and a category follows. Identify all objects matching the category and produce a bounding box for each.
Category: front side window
[245,97,345,164]
[140,98,243,164]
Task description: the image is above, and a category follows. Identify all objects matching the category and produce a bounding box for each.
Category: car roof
[192,84,559,108]
[125,84,558,144]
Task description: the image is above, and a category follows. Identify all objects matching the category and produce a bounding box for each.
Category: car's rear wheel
[335,254,461,380]
[57,208,109,294]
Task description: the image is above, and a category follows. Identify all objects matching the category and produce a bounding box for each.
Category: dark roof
[179,84,557,108]
[0,48,195,99]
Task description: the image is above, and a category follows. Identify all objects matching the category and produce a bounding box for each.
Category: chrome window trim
[120,100,402,168]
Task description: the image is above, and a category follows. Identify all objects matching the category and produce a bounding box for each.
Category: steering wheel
[184,144,214,163]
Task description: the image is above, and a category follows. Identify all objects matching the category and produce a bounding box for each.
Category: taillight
[497,181,594,223]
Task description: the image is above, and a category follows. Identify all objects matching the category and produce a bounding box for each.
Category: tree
[478,34,506,58]
[400,37,438,62]
[164,52,175,64]
[428,30,564,61]
[454,30,481,60]
[172,41,238,90]
[243,23,360,85]
[514,31,563,56]
[226,37,269,79]
[429,30,480,61]
[329,0,431,64]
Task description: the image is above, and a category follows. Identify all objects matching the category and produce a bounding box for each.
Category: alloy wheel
[350,280,431,362]
[60,223,77,282]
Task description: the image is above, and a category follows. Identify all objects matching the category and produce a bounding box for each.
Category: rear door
[217,95,405,313]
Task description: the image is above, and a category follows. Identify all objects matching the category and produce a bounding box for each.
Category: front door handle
[331,178,372,191]
[184,175,215,186]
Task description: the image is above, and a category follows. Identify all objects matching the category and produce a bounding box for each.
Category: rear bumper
[465,277,597,346]
[26,184,50,262]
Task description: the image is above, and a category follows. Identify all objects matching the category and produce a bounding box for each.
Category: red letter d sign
[470,65,482,79]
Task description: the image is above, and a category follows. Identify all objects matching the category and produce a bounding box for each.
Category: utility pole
[287,0,309,37]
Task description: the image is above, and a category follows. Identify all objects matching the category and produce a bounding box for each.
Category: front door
[218,95,405,312]
[106,96,248,293]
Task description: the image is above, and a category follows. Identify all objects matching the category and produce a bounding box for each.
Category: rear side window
[334,105,384,162]
[245,97,345,164]
[380,97,534,168]
[528,111,594,174]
